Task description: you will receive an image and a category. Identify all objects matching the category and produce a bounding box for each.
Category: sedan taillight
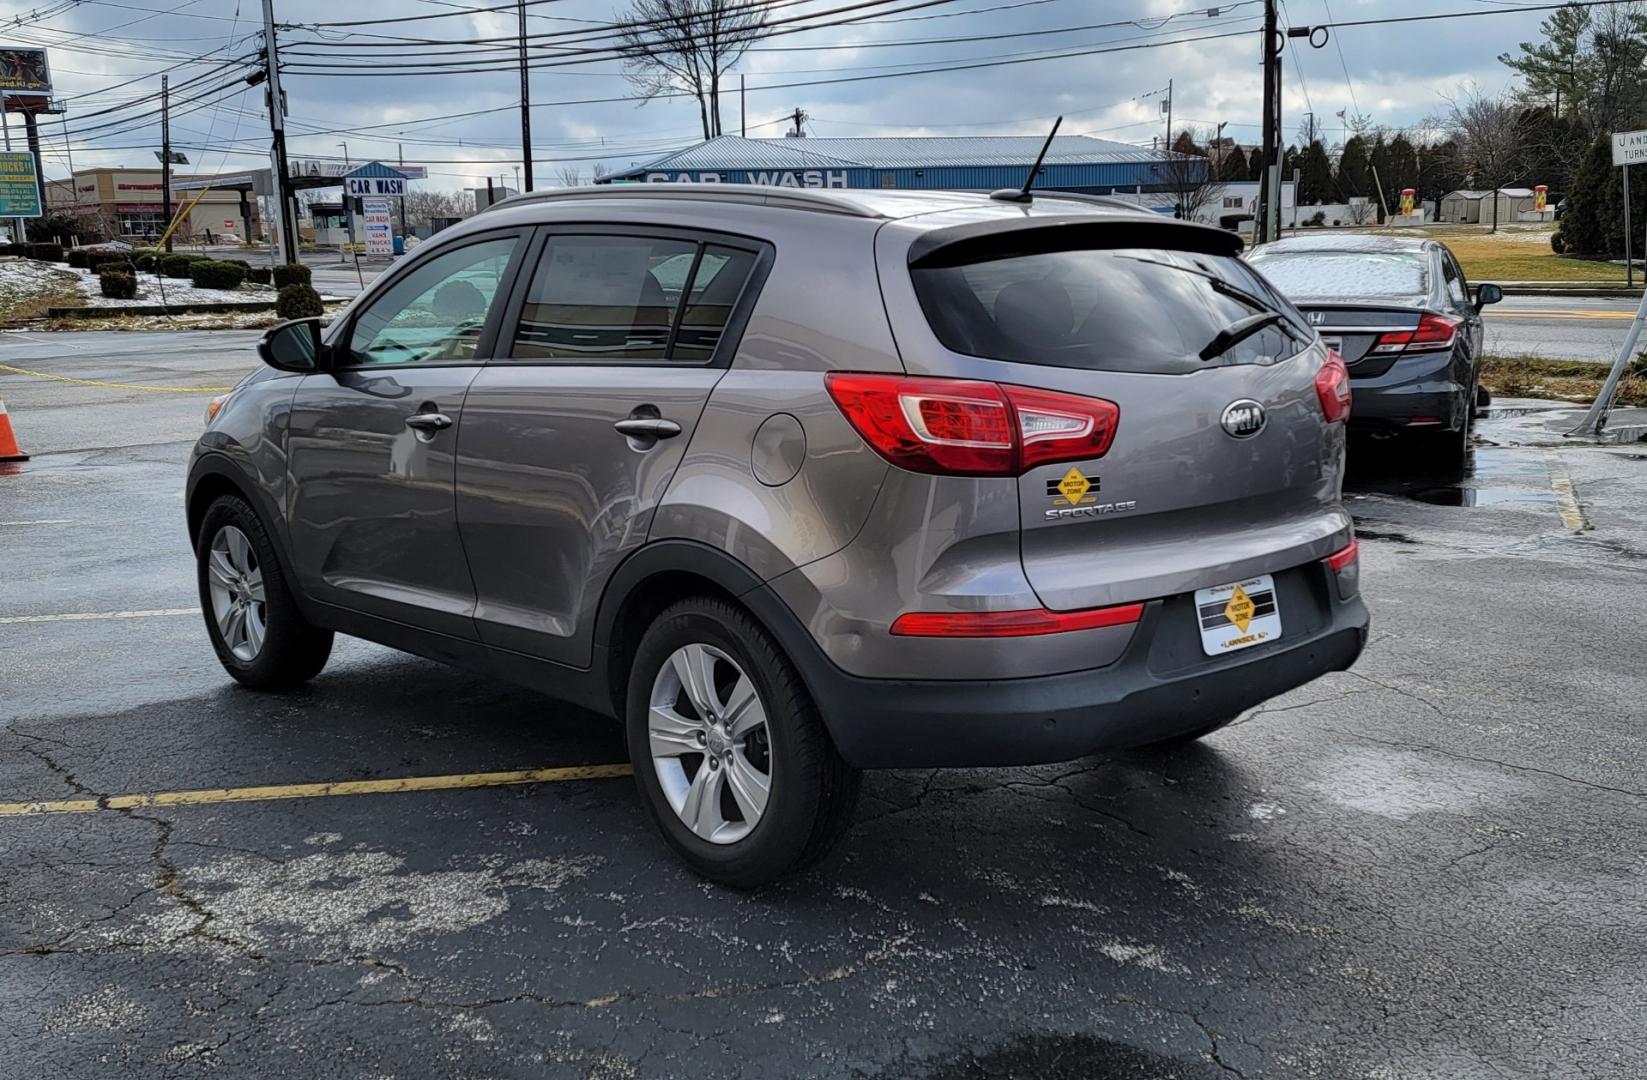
[825,372,1119,476]
[1370,312,1461,355]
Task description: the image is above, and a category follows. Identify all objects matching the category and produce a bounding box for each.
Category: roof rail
[478,183,888,219]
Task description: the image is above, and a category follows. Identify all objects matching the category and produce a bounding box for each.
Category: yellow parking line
[1542,448,1590,533]
[0,764,635,817]
[1484,310,1637,320]
[0,362,232,394]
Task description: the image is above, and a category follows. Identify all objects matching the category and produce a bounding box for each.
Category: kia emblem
[1221,399,1267,438]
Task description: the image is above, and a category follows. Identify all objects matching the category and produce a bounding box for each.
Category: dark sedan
[1246,234,1502,471]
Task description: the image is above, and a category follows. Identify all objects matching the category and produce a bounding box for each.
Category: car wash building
[598,134,1193,195]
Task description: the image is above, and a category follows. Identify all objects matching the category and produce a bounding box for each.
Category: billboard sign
[362,196,392,255]
[0,150,40,216]
[0,48,51,98]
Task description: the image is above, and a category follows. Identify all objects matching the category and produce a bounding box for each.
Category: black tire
[1133,714,1238,750]
[625,596,860,889]
[1475,383,1491,417]
[195,494,333,690]
[1425,404,1473,478]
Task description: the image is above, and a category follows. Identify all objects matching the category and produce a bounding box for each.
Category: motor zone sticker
[1194,574,1282,656]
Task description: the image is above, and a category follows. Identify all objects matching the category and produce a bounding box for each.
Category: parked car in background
[1246,234,1501,472]
[188,185,1368,887]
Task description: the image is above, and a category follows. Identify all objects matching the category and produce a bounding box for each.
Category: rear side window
[911,247,1306,375]
[1249,251,1429,299]
[510,235,759,363]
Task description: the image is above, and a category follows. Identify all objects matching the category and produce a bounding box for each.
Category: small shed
[1438,188,1537,225]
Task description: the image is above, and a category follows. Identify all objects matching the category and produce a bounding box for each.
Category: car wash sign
[645,170,849,188]
[342,162,410,197]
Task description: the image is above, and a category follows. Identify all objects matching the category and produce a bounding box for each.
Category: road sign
[346,176,405,197]
[362,196,392,256]
[1614,129,1647,165]
[0,151,40,216]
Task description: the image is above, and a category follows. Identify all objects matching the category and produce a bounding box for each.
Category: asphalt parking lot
[2,330,1645,1079]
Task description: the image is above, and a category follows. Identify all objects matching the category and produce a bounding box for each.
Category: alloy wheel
[648,643,773,845]
[206,525,267,662]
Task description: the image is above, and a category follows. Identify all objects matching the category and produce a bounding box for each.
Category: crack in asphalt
[1344,730,1647,800]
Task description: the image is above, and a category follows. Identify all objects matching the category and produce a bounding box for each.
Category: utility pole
[261,0,299,265]
[21,108,44,230]
[791,107,805,137]
[1214,119,1227,178]
[1164,78,1173,154]
[517,0,533,191]
[740,75,746,137]
[160,75,174,252]
[397,142,407,247]
[1256,0,1282,245]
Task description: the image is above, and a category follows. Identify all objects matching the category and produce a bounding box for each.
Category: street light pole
[517,0,533,191]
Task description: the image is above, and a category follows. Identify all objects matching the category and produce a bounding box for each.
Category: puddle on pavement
[1352,527,1420,544]
[1346,440,1559,510]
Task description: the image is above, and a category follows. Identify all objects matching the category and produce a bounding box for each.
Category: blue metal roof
[612,134,1169,175]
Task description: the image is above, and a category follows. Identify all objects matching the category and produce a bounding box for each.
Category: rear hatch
[878,214,1351,613]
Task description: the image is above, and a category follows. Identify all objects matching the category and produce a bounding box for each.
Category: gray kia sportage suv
[187,185,1368,887]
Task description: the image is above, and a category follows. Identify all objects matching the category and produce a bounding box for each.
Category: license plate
[1322,335,1343,354]
[1195,574,1282,656]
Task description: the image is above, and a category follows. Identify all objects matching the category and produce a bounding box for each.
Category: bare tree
[1441,84,1529,232]
[555,165,583,187]
[593,163,611,181]
[401,189,471,227]
[617,0,767,139]
[1158,126,1227,223]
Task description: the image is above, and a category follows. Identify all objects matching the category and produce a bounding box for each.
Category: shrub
[26,242,63,262]
[189,259,247,290]
[221,257,252,272]
[89,254,132,275]
[158,253,196,278]
[1308,210,1327,227]
[271,262,311,289]
[275,282,324,320]
[1551,230,1567,255]
[98,269,138,300]
[244,266,272,285]
[65,247,91,269]
[133,251,159,272]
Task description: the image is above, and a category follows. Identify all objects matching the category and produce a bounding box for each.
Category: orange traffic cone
[0,397,29,462]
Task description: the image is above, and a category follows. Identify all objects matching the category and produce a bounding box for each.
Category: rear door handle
[404,413,453,432]
[613,417,682,440]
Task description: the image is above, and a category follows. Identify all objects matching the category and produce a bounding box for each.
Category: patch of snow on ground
[67,264,276,308]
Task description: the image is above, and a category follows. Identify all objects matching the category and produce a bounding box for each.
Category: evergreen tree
[1219,145,1251,181]
[1499,4,1590,118]
[1368,135,1393,218]
[1299,140,1334,204]
[1386,134,1420,211]
[1561,132,1641,256]
[1172,129,1202,156]
[1336,135,1371,198]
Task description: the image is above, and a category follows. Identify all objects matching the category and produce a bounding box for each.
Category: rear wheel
[625,596,860,889]
[196,495,333,689]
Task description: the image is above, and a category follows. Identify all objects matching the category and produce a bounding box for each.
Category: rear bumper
[1348,349,1469,432]
[779,562,1368,768]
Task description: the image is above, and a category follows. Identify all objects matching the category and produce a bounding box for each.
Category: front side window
[510,234,758,362]
[346,236,520,366]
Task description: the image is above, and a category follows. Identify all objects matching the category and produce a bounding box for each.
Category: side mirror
[1474,283,1503,308]
[256,318,326,373]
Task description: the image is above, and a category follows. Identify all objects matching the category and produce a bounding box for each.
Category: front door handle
[613,417,682,440]
[404,412,453,432]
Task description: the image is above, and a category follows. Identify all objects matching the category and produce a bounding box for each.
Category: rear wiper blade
[1198,311,1286,362]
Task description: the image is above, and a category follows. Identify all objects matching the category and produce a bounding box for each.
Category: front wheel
[196,494,333,689]
[625,597,860,889]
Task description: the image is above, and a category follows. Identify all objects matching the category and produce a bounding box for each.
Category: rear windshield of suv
[911,246,1309,375]
[1247,251,1429,298]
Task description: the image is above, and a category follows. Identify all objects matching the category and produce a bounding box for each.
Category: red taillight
[1326,537,1359,572]
[825,372,1118,476]
[1371,313,1460,355]
[890,602,1145,638]
[1315,352,1352,424]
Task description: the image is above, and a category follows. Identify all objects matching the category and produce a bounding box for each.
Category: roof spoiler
[907,216,1245,268]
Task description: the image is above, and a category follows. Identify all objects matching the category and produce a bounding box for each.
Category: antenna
[991,116,1062,204]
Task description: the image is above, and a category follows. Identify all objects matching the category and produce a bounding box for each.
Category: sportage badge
[1221,399,1267,438]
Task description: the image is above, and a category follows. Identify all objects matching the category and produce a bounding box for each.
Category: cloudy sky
[0,0,1562,193]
